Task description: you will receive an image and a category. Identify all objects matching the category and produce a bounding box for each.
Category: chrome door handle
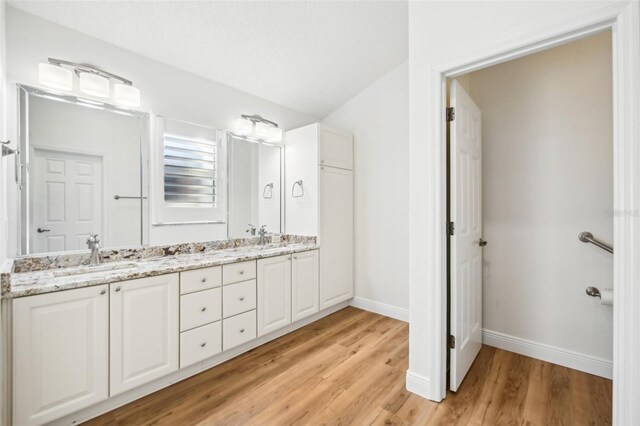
[479,239,488,247]
[37,228,50,233]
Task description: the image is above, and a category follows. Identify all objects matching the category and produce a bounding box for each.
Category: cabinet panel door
[110,274,179,396]
[319,126,353,170]
[319,167,354,309]
[292,250,319,322]
[13,285,109,426]
[257,255,292,336]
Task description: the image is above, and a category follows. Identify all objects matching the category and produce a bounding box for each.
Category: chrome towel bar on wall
[579,231,613,254]
[292,180,304,198]
[114,195,148,200]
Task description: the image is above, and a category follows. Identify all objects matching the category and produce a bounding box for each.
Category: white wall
[0,1,7,264]
[5,7,315,256]
[467,32,613,362]
[407,0,625,401]
[322,61,409,317]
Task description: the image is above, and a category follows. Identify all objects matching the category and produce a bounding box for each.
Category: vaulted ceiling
[8,1,408,118]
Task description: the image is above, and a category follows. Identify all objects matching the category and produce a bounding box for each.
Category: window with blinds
[163,133,217,205]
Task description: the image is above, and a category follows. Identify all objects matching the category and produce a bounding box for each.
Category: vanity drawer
[223,310,257,351]
[180,287,222,332]
[180,321,222,368]
[223,261,256,285]
[180,266,222,295]
[223,279,257,318]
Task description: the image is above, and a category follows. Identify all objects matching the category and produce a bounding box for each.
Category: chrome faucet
[246,224,256,236]
[258,225,268,246]
[86,233,101,266]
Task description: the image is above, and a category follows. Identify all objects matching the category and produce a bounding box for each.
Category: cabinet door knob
[320,159,325,164]
[293,255,298,259]
[239,296,245,301]
[100,289,106,295]
[239,270,244,275]
[201,277,207,283]
[240,328,245,333]
[114,286,121,292]
[201,306,207,312]
[201,342,207,347]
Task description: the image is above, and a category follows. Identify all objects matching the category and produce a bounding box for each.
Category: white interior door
[31,148,103,253]
[449,79,483,392]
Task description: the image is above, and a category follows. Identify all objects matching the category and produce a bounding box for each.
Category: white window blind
[163,133,217,205]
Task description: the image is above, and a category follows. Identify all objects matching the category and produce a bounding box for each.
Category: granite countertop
[3,242,319,299]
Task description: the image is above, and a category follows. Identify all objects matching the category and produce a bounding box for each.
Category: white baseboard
[406,370,435,400]
[350,296,409,322]
[482,329,612,379]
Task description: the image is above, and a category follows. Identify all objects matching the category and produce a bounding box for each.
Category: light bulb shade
[267,126,283,143]
[254,122,271,140]
[38,63,73,91]
[113,83,140,107]
[79,72,110,98]
[235,118,253,135]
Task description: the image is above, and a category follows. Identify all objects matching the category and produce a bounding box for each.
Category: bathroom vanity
[2,238,348,425]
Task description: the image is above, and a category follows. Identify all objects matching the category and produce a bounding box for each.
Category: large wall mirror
[19,85,149,255]
[227,134,282,238]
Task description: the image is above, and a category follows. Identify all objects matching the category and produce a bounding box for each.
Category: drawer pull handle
[240,328,245,333]
[239,296,245,301]
[201,306,207,312]
[115,286,121,292]
[201,342,207,347]
[201,278,207,283]
[239,270,245,275]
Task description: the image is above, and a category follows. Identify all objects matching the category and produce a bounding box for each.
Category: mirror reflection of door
[31,148,103,253]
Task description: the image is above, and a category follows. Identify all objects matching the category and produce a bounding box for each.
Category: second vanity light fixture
[38,58,141,107]
[234,114,283,143]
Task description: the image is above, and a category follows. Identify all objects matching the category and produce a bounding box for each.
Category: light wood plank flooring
[86,307,611,425]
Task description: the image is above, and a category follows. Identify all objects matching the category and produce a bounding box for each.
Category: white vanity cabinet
[257,254,292,336]
[13,285,109,426]
[286,123,354,310]
[292,250,320,321]
[109,274,179,395]
[319,167,354,308]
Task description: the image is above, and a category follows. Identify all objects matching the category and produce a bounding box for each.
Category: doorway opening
[446,31,613,394]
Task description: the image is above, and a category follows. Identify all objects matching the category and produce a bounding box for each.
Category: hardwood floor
[86,307,612,425]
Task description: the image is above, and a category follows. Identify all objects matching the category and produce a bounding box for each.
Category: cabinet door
[110,274,179,396]
[257,254,292,336]
[13,285,109,426]
[319,126,353,170]
[292,250,319,322]
[319,166,354,309]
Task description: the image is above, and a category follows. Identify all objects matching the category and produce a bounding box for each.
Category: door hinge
[447,221,455,236]
[446,107,455,122]
[448,335,456,349]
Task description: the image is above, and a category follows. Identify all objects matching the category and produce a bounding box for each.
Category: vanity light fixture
[37,58,141,107]
[235,117,253,135]
[233,114,283,143]
[38,63,73,91]
[78,72,109,98]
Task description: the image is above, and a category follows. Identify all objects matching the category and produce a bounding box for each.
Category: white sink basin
[53,262,139,277]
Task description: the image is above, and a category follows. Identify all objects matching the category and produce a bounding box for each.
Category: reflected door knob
[37,227,50,233]
[479,238,488,247]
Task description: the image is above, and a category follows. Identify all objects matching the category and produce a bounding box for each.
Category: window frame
[152,116,226,225]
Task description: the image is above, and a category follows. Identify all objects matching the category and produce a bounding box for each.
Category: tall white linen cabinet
[285,123,354,309]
